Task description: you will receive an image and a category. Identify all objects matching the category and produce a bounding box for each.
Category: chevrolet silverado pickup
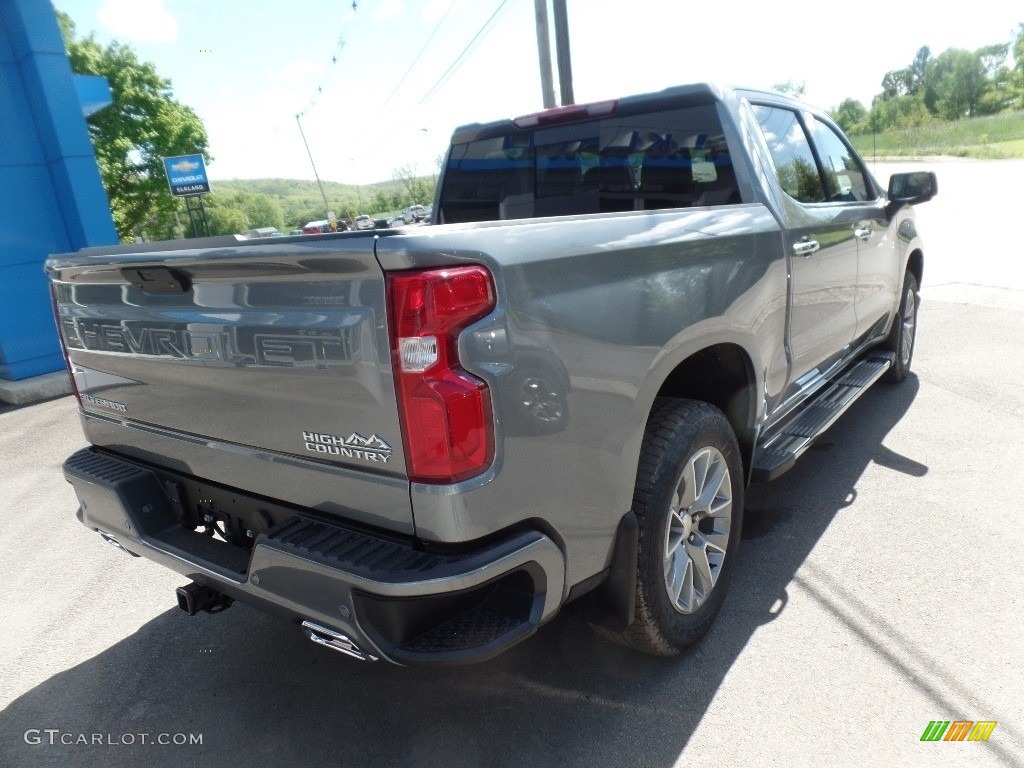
[46,84,936,665]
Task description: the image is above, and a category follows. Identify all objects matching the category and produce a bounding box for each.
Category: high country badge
[302,431,393,463]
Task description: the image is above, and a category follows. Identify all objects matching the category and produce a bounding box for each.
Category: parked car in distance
[403,204,426,224]
[301,220,330,234]
[301,220,347,234]
[242,226,281,239]
[354,214,374,230]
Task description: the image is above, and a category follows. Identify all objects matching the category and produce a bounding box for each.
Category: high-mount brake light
[512,99,618,128]
[387,266,496,484]
[49,282,82,405]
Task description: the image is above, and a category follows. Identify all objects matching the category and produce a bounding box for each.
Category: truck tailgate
[46,235,413,531]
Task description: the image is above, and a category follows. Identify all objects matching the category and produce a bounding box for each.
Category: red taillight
[387,266,496,484]
[49,282,82,405]
[512,99,617,128]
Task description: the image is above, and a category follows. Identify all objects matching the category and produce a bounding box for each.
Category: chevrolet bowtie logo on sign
[170,159,200,173]
[920,720,997,742]
[163,153,210,197]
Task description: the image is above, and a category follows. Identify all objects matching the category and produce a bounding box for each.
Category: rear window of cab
[439,104,740,223]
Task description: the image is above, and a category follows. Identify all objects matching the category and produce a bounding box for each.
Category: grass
[850,111,1024,159]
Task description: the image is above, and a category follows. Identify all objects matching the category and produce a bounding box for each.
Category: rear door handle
[792,238,820,257]
[854,227,873,241]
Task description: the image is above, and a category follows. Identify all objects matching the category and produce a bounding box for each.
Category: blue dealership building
[0,0,117,393]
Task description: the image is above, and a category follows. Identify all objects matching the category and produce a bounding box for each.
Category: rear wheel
[883,270,919,383]
[616,398,744,656]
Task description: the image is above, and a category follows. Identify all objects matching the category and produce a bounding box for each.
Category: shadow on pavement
[1,378,928,768]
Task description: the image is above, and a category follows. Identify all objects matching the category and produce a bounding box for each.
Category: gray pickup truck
[46,83,936,665]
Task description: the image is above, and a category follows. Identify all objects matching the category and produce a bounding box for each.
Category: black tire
[616,398,744,656]
[883,270,919,383]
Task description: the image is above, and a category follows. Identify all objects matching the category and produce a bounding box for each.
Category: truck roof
[448,82,812,145]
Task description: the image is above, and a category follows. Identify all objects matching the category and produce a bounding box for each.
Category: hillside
[209,175,434,230]
[850,110,1024,159]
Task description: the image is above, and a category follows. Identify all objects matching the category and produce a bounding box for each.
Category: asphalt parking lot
[2,160,1023,768]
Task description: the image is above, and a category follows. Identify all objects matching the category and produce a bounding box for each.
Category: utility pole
[552,0,574,105]
[296,114,335,229]
[533,0,556,109]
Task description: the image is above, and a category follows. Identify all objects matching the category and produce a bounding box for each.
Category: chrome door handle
[792,238,820,257]
[854,227,873,241]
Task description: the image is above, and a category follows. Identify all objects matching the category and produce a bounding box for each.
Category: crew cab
[46,83,935,665]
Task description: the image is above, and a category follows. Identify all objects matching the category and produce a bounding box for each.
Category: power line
[419,0,514,104]
[296,3,360,118]
[375,0,458,116]
[347,0,515,169]
[297,35,346,118]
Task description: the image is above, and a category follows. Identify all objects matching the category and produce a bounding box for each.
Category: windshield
[438,104,739,224]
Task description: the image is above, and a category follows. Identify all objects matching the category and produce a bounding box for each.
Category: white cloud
[373,0,404,22]
[97,0,179,44]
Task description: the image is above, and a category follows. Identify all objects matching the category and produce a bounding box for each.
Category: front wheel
[883,270,919,383]
[615,398,744,656]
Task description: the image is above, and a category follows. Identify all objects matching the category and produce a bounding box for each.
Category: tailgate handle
[121,267,191,293]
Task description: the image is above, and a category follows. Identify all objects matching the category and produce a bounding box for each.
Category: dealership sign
[163,154,210,197]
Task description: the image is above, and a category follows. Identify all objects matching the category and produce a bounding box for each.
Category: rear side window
[438,104,740,223]
[751,105,825,204]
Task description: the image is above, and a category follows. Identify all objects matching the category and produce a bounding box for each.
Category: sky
[53,0,1023,186]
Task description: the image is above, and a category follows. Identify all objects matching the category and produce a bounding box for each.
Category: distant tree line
[831,24,1024,134]
[201,173,436,236]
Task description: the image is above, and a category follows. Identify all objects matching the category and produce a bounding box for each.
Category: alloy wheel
[663,446,732,614]
[900,287,916,366]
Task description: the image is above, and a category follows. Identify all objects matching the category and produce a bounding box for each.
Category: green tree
[1016,23,1024,68]
[1013,24,1024,108]
[205,203,247,237]
[976,43,1010,79]
[928,48,988,119]
[330,199,358,222]
[909,46,932,94]
[241,194,284,230]
[291,206,328,228]
[864,92,932,133]
[393,165,432,206]
[881,68,914,97]
[58,12,210,242]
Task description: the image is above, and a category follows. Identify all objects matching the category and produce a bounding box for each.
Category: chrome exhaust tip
[302,621,377,662]
[98,531,138,557]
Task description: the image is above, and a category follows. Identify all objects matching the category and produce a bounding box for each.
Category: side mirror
[887,171,937,207]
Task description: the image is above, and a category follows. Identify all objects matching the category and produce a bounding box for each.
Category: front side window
[807,118,871,202]
[751,105,825,204]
